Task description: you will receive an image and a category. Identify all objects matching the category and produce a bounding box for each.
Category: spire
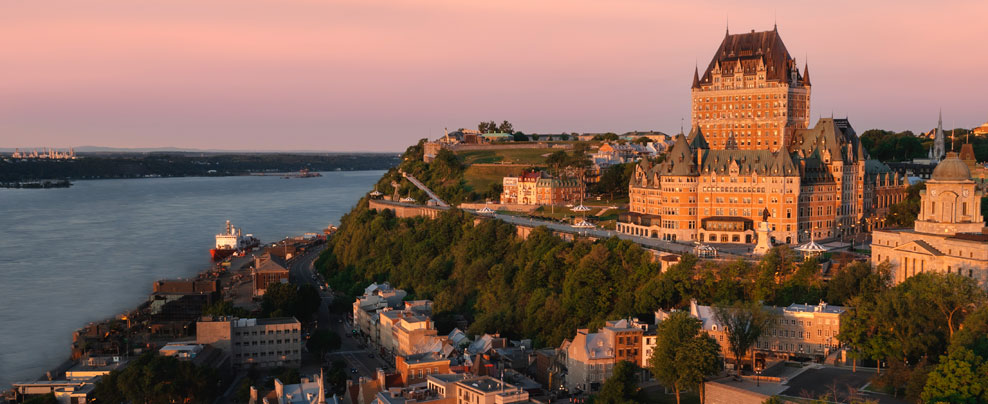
[725,15,729,36]
[692,65,701,89]
[802,60,811,86]
[932,109,945,162]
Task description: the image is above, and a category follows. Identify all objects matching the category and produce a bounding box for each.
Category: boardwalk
[400,170,449,207]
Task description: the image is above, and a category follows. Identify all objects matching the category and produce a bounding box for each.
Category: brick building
[253,253,290,296]
[619,27,908,246]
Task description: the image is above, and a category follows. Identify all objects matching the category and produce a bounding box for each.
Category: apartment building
[658,300,844,362]
[197,316,302,368]
[563,319,644,392]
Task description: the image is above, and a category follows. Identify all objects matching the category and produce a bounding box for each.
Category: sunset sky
[1,0,986,152]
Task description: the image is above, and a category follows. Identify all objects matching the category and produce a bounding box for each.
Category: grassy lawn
[462,165,529,195]
[637,389,700,404]
[456,148,554,165]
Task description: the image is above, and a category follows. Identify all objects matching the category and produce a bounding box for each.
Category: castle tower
[690,26,810,152]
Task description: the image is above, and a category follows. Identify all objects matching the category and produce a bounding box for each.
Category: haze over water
[0,171,383,387]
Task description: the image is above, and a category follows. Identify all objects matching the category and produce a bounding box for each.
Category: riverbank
[0,171,383,388]
[1,232,327,398]
[0,179,71,189]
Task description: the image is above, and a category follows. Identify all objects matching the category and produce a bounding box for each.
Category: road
[488,212,753,257]
[286,243,390,382]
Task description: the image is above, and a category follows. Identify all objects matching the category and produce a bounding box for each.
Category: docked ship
[210,220,260,261]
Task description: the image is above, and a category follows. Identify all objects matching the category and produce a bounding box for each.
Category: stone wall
[704,381,770,404]
[369,199,447,219]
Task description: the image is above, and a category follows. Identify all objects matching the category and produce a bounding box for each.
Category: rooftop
[458,376,516,393]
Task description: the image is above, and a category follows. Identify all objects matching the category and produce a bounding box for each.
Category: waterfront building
[871,152,988,284]
[196,316,302,368]
[619,27,908,246]
[657,300,845,362]
[10,147,76,159]
[253,253,290,297]
[500,171,582,206]
[563,319,643,392]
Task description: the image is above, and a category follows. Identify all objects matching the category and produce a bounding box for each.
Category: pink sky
[1,0,986,152]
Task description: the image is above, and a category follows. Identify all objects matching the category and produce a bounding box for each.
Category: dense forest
[0,152,400,182]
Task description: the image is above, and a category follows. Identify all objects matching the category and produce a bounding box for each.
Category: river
[0,171,383,387]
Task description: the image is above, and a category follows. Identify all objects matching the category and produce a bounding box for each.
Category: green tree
[262,282,321,321]
[922,347,988,403]
[593,360,638,404]
[22,394,58,404]
[713,301,776,377]
[498,120,514,134]
[308,329,342,357]
[650,311,721,404]
[92,353,218,404]
[826,261,890,305]
[203,300,251,318]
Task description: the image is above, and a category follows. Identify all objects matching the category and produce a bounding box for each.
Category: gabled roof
[894,240,944,256]
[698,149,799,176]
[790,118,862,165]
[687,126,709,150]
[698,27,803,86]
[653,134,697,177]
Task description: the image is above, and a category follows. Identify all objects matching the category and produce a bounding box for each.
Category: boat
[210,220,261,261]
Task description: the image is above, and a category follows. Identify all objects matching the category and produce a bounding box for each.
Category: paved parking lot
[782,367,906,404]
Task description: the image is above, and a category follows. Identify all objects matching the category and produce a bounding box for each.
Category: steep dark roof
[655,134,697,176]
[698,149,799,177]
[698,28,804,86]
[687,126,709,150]
[790,118,862,165]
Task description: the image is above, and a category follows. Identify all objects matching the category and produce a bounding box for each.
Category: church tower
[914,152,984,235]
[930,110,946,163]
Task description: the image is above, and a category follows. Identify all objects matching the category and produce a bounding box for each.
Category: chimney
[275,379,285,404]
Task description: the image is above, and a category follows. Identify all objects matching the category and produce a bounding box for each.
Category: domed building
[871,152,988,285]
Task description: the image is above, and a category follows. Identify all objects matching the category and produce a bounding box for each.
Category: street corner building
[871,152,988,285]
[618,26,909,247]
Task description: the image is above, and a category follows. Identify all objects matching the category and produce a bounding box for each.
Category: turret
[692,65,700,89]
[803,62,811,86]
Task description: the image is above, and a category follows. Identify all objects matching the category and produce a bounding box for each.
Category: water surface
[0,171,382,386]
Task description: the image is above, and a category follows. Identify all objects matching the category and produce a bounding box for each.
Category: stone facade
[659,300,845,361]
[871,153,988,285]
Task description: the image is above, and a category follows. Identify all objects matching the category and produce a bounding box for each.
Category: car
[350,368,358,374]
